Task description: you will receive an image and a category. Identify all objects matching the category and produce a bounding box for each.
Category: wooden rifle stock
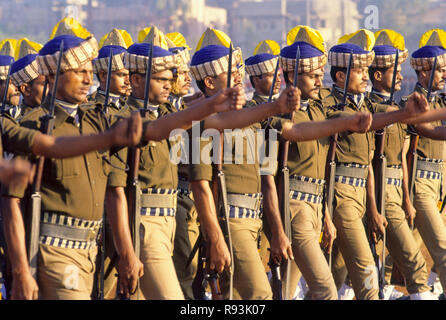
[371,128,387,299]
[323,133,338,267]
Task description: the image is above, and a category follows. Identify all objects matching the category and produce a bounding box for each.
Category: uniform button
[95,203,99,207]
[92,180,95,185]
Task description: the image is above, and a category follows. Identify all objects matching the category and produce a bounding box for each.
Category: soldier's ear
[374,70,383,82]
[20,83,31,97]
[129,73,142,89]
[97,71,106,83]
[336,70,346,84]
[204,76,215,90]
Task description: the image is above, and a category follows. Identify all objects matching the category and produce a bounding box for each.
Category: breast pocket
[51,157,81,180]
[140,141,158,170]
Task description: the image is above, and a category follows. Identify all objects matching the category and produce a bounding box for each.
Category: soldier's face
[175,65,191,97]
[21,75,47,107]
[111,69,130,96]
[52,61,94,104]
[293,67,324,100]
[149,69,173,104]
[99,68,130,96]
[0,80,20,106]
[344,67,369,94]
[425,66,446,91]
[253,69,282,96]
[209,68,240,91]
[380,64,403,92]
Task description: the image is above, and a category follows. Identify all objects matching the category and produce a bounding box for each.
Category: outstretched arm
[204,86,300,131]
[31,111,142,158]
[143,87,245,141]
[282,111,373,142]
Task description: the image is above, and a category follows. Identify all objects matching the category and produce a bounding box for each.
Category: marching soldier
[405,28,446,298]
[1,33,143,300]
[164,32,202,300]
[89,29,133,104]
[322,29,432,300]
[244,38,282,283]
[10,39,45,119]
[89,28,135,300]
[365,29,433,300]
[121,40,247,299]
[188,28,374,300]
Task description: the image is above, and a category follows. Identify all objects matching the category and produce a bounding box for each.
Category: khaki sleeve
[107,147,129,188]
[3,117,38,156]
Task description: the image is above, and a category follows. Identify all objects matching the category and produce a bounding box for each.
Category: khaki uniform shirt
[6,98,111,221]
[126,95,178,190]
[322,87,387,165]
[368,91,407,167]
[0,113,38,157]
[88,90,130,188]
[404,85,446,160]
[248,92,329,180]
[188,94,285,194]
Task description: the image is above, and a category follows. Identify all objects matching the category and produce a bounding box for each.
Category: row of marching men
[0,17,446,300]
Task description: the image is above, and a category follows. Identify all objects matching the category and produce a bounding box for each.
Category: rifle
[94,49,115,300]
[125,43,153,300]
[268,248,282,300]
[323,52,354,267]
[209,43,234,300]
[265,56,284,300]
[275,47,300,300]
[26,41,64,280]
[370,48,399,299]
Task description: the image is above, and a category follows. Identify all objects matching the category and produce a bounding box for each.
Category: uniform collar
[97,89,122,106]
[127,95,160,117]
[370,88,391,103]
[168,94,184,111]
[254,92,280,103]
[42,96,85,128]
[333,85,365,109]
[415,82,438,103]
[300,99,310,111]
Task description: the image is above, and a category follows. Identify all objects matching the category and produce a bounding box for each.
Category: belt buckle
[88,228,98,242]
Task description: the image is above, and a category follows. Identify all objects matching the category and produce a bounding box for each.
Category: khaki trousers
[380,184,430,294]
[286,199,337,300]
[332,182,379,300]
[219,218,272,300]
[38,244,97,300]
[172,193,200,300]
[138,215,184,300]
[413,177,446,293]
